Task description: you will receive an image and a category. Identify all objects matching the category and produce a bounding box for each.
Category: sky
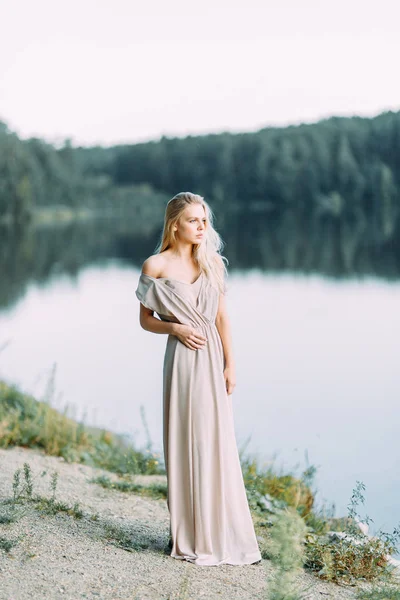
[1,0,400,147]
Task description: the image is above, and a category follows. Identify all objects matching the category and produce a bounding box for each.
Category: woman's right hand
[174,324,208,351]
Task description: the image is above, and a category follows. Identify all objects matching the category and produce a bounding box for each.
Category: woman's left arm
[215,292,236,395]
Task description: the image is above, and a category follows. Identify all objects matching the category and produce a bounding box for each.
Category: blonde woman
[135,192,261,566]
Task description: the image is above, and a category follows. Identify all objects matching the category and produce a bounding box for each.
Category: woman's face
[175,204,207,244]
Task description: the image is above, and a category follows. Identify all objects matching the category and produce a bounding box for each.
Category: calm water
[0,260,399,541]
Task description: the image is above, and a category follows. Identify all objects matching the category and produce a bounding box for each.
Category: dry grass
[0,375,162,476]
[1,376,400,592]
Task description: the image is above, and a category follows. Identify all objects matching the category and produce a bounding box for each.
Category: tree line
[1,111,400,247]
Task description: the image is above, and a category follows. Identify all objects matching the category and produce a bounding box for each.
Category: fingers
[226,381,236,395]
[184,335,208,351]
[186,339,207,350]
[192,332,207,344]
[188,332,207,350]
[184,338,199,350]
[186,343,199,351]
[192,339,207,347]
[179,328,208,351]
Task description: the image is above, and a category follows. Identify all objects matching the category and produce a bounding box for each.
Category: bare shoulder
[141,254,167,278]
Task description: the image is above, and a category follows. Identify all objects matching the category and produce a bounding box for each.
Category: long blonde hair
[154,192,228,293]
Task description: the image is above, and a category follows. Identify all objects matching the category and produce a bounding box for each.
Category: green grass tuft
[357,584,400,599]
[0,377,164,476]
[91,475,168,499]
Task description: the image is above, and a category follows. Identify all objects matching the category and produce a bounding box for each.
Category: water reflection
[1,206,400,313]
[0,262,399,547]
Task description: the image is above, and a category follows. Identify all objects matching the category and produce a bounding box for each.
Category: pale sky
[1,0,400,146]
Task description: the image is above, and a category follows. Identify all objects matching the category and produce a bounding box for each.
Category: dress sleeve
[135,273,168,314]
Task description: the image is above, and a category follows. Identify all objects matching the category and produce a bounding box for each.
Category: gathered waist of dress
[159,315,217,330]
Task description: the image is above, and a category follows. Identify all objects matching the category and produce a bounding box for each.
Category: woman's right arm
[139,303,181,336]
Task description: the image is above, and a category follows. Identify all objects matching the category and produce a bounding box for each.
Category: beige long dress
[135,270,261,566]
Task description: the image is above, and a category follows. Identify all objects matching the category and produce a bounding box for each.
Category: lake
[0,257,399,543]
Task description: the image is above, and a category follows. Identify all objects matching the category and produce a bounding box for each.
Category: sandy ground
[0,446,390,600]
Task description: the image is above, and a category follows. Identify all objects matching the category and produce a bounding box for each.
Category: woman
[135,191,261,566]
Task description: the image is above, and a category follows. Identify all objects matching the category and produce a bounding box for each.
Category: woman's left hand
[223,366,236,395]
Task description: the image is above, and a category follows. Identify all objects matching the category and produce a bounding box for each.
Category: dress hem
[170,551,262,567]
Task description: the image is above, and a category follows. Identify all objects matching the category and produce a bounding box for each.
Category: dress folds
[135,270,261,566]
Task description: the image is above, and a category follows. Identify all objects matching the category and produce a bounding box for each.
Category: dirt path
[0,446,375,599]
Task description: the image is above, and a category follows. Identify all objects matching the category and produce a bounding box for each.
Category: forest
[1,110,400,250]
[1,110,400,310]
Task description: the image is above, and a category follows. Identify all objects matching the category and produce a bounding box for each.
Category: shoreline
[1,380,399,598]
[0,444,374,600]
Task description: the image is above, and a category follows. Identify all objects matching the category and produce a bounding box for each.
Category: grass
[0,375,171,559]
[0,535,19,553]
[303,480,400,585]
[0,371,163,476]
[242,454,315,518]
[2,461,85,519]
[0,460,86,555]
[90,474,168,500]
[102,520,169,554]
[239,445,400,588]
[0,459,170,558]
[1,376,400,591]
[266,506,308,600]
[356,585,400,599]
